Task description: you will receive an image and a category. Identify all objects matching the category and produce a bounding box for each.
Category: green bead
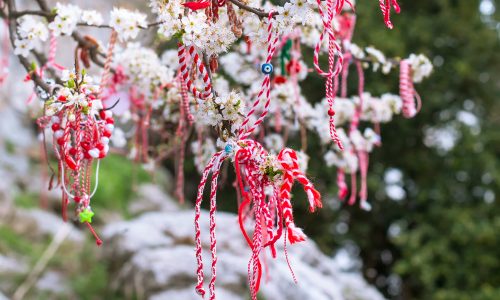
[79,208,95,223]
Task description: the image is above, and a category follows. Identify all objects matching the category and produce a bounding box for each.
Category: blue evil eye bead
[261,63,274,75]
[224,144,234,155]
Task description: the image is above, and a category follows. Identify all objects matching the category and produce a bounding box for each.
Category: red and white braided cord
[350,61,365,133]
[279,148,322,212]
[247,171,264,300]
[399,59,421,118]
[178,43,212,100]
[279,170,306,244]
[238,12,279,140]
[346,61,366,206]
[208,156,224,300]
[193,151,223,297]
[42,30,64,74]
[313,0,344,149]
[379,0,401,29]
[262,197,275,249]
[180,77,195,124]
[99,30,118,99]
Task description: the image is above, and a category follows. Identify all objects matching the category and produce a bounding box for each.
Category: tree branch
[76,20,164,29]
[4,0,52,93]
[228,0,274,18]
[10,9,51,18]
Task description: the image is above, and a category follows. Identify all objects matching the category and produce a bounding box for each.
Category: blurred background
[0,0,499,299]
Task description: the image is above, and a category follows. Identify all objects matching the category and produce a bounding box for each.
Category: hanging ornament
[313,0,344,149]
[38,70,114,245]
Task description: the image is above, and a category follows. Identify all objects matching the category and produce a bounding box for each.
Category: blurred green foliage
[0,223,119,299]
[296,1,500,299]
[91,154,151,217]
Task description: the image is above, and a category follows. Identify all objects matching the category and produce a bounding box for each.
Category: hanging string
[99,30,118,101]
[313,0,344,149]
[178,43,213,100]
[399,59,422,118]
[193,151,225,298]
[346,61,365,206]
[208,156,224,300]
[357,150,371,211]
[45,30,65,71]
[379,0,401,29]
[337,169,348,200]
[238,12,279,140]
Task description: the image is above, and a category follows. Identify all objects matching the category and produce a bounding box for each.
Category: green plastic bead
[79,208,94,223]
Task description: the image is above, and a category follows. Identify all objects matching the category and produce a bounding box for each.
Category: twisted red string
[399,59,421,118]
[313,0,344,149]
[100,30,118,100]
[46,31,64,71]
[178,43,212,100]
[238,12,278,140]
[379,0,401,29]
[247,169,265,300]
[194,151,225,298]
[208,157,224,300]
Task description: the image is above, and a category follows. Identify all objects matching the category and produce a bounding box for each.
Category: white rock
[128,184,179,215]
[13,209,84,242]
[103,209,385,300]
[36,271,69,294]
[0,254,28,275]
[0,291,8,300]
[151,285,243,300]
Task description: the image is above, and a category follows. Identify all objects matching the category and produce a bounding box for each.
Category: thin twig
[76,20,164,29]
[228,0,273,18]
[10,9,51,18]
